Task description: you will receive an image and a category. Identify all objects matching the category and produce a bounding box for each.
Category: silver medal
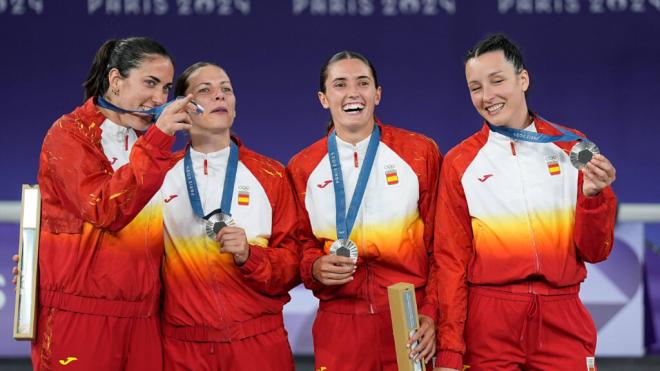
[204,212,235,239]
[329,239,358,262]
[570,141,600,169]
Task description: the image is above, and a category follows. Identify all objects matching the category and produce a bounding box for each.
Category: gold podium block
[13,185,41,340]
[388,282,426,371]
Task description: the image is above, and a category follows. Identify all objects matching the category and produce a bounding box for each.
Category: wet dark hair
[174,61,222,97]
[320,51,379,132]
[319,50,379,93]
[83,37,173,100]
[465,33,525,73]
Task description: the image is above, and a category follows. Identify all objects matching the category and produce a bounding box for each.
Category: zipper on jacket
[510,141,517,156]
[204,159,208,175]
[353,146,359,168]
[124,134,129,151]
[366,261,375,314]
[512,141,541,274]
[359,212,374,314]
[211,261,228,341]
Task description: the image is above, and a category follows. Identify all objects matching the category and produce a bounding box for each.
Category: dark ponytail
[82,37,173,101]
[83,39,118,100]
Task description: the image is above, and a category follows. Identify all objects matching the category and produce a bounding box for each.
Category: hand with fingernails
[312,255,356,286]
[408,314,436,364]
[581,154,616,197]
[154,94,195,136]
[11,254,19,286]
[215,226,250,265]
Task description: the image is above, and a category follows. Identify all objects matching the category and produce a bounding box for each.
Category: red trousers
[312,308,434,371]
[313,309,397,371]
[31,306,162,371]
[464,286,598,371]
[163,326,294,371]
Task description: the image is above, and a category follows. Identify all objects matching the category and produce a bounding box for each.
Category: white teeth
[343,103,364,112]
[487,103,504,113]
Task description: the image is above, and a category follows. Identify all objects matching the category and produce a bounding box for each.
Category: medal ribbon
[184,141,239,218]
[487,116,586,143]
[97,96,203,123]
[328,125,381,241]
[97,95,171,122]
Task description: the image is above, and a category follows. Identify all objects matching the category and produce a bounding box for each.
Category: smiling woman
[433,34,618,371]
[318,50,380,137]
[28,37,192,371]
[287,51,443,371]
[464,39,530,130]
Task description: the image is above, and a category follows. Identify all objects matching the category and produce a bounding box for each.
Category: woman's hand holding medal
[215,226,250,266]
[312,255,356,286]
[581,154,616,197]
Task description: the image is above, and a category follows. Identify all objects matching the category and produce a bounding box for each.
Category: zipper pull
[124,134,129,151]
[353,146,359,168]
[510,141,517,156]
[204,159,208,176]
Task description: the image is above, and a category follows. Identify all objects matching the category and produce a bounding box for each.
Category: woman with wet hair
[158,62,301,370]
[434,34,617,371]
[287,51,442,370]
[32,37,191,370]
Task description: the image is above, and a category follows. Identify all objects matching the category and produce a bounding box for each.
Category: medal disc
[570,140,600,169]
[329,239,358,262]
[204,212,235,239]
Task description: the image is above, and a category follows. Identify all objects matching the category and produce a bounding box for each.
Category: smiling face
[465,50,530,129]
[184,65,236,134]
[107,55,174,131]
[318,58,381,134]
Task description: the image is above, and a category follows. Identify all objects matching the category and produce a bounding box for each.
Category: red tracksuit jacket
[287,122,442,320]
[37,98,175,318]
[160,139,301,341]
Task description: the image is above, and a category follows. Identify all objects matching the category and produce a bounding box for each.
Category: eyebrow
[332,75,372,82]
[194,81,231,88]
[468,70,504,84]
[147,75,162,83]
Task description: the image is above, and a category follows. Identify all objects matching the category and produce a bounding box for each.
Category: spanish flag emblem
[386,169,399,185]
[547,161,561,176]
[238,191,250,206]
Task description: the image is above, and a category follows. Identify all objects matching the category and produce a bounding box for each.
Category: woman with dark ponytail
[29,37,192,370]
[287,51,442,370]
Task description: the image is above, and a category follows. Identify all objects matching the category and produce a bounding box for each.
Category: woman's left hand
[582,154,616,197]
[408,314,436,364]
[215,226,250,265]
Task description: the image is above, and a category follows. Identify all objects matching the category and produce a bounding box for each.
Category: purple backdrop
[1,1,659,202]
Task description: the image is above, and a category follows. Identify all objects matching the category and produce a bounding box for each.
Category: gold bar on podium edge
[13,185,41,340]
[388,282,426,371]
